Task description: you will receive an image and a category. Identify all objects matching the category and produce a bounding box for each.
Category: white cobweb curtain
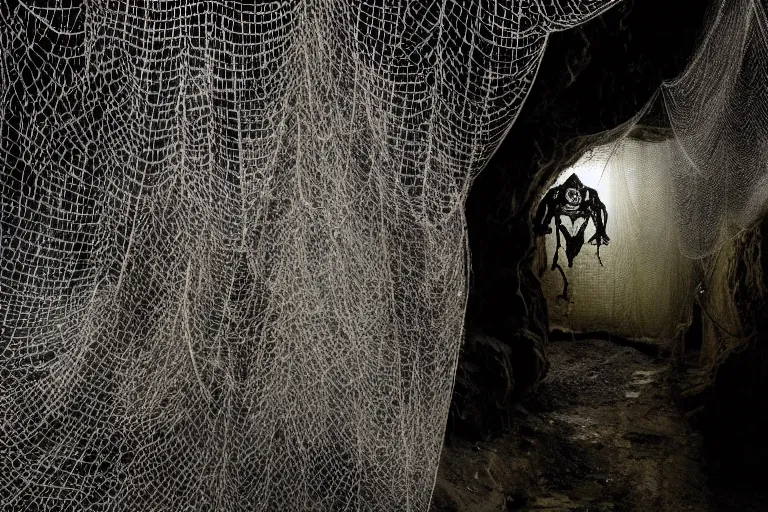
[540,138,695,340]
[538,0,767,343]
[663,0,768,259]
[0,1,617,510]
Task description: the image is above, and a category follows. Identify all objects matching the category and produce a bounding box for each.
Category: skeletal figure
[534,173,610,300]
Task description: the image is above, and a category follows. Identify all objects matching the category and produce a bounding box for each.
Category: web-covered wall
[537,139,694,340]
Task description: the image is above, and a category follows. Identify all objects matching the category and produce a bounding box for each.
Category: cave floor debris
[432,337,714,512]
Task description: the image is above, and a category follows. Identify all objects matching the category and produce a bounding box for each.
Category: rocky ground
[431,337,762,512]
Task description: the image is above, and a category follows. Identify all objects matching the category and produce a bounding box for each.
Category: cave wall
[448,0,710,439]
[688,218,768,481]
[698,241,745,367]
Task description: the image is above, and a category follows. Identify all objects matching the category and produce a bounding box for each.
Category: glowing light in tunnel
[537,139,694,340]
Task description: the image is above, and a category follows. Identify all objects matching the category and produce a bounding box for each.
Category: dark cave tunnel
[2,0,768,510]
[439,0,768,510]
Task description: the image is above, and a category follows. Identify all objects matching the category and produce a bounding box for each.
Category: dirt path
[432,338,711,512]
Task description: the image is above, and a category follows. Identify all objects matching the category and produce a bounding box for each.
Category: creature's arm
[533,188,558,236]
[585,187,610,245]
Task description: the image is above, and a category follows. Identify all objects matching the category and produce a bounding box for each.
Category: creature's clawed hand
[588,233,610,246]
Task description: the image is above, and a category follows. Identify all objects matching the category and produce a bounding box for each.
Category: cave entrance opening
[533,137,696,344]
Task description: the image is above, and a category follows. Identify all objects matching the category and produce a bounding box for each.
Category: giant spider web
[1,1,616,510]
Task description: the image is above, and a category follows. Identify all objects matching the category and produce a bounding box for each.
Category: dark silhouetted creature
[534,173,609,300]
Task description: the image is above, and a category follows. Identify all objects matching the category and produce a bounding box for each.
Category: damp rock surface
[433,338,717,512]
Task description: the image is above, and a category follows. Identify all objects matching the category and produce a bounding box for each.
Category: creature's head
[562,173,583,190]
[562,173,584,209]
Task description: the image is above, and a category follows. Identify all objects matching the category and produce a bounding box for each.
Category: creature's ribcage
[560,216,589,238]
